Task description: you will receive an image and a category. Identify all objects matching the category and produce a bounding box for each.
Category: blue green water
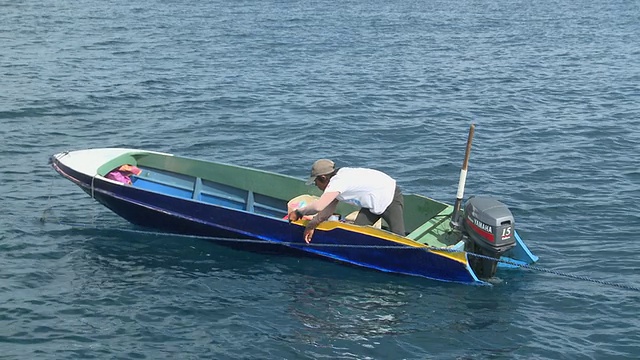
[2,0,639,358]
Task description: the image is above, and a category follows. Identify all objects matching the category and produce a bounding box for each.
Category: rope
[43,215,640,293]
[91,174,97,199]
[465,252,640,292]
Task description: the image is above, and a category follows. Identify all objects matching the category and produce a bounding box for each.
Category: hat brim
[305,176,316,185]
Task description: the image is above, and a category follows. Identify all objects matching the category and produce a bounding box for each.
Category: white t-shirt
[325,167,396,215]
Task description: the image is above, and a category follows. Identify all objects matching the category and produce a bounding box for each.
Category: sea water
[1,0,639,358]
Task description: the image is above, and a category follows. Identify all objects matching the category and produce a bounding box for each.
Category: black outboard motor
[462,196,516,279]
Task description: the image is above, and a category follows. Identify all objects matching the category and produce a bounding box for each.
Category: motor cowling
[462,196,516,279]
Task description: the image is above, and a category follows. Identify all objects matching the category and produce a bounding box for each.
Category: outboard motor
[462,196,516,279]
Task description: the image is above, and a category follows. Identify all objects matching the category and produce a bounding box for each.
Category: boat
[50,145,538,285]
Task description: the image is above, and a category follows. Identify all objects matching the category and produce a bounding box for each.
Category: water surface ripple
[1,0,639,358]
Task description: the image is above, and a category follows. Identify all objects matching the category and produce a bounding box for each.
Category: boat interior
[97,151,463,248]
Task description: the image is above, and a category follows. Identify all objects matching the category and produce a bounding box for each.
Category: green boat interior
[98,151,463,248]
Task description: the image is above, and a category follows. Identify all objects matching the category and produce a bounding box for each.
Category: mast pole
[451,123,475,229]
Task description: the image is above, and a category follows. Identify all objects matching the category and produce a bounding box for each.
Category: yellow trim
[428,249,469,264]
[292,220,469,265]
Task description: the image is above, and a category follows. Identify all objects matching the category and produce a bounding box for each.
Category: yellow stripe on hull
[293,220,470,266]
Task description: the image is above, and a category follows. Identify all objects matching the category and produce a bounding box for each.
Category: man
[288,159,405,243]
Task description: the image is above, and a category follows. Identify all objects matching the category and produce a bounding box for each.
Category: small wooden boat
[50,147,537,285]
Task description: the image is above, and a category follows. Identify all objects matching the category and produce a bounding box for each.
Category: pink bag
[106,164,141,184]
[106,170,132,184]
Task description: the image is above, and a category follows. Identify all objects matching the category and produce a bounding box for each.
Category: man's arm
[303,199,339,243]
[306,199,339,228]
[298,191,339,216]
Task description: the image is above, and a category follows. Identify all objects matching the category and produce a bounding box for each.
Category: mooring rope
[42,215,640,292]
[463,251,640,292]
[91,175,97,199]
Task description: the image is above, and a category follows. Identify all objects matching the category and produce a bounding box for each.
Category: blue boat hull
[52,155,484,285]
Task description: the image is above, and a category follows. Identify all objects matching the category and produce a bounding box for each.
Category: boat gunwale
[54,149,453,235]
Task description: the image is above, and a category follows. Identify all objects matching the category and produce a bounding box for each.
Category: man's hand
[288,209,303,222]
[304,227,315,243]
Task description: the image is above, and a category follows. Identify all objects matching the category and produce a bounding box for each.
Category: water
[2,0,639,358]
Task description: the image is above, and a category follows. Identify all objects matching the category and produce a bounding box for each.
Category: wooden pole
[451,123,475,228]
